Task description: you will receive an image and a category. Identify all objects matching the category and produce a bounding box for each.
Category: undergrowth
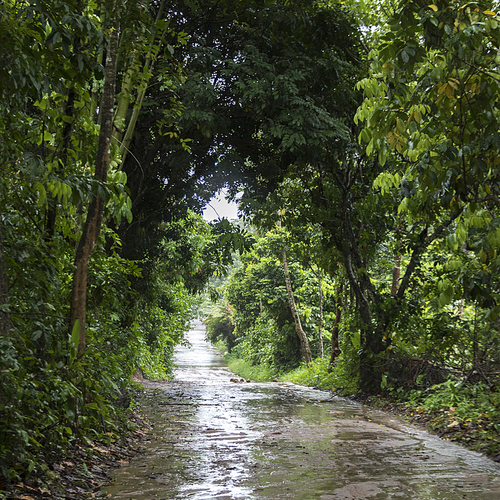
[224,355,350,392]
[386,379,500,457]
[224,353,277,382]
[279,358,336,389]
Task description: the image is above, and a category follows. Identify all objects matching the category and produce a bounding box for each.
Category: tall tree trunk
[282,246,312,364]
[328,284,343,372]
[113,0,166,164]
[0,212,11,337]
[69,26,120,356]
[316,266,324,358]
[339,233,384,393]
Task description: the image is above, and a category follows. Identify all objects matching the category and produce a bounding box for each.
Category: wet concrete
[104,321,500,499]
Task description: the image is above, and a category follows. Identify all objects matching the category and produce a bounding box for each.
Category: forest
[1,0,500,494]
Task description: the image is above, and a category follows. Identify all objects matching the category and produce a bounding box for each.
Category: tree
[103,1,369,374]
[329,285,343,371]
[0,214,10,337]
[225,239,304,369]
[315,266,325,359]
[70,12,120,355]
[209,0,408,390]
[116,0,363,248]
[223,229,338,369]
[258,163,398,391]
[356,0,500,315]
[282,245,313,364]
[341,0,500,389]
[0,0,177,483]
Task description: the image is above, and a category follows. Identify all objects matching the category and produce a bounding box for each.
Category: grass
[279,357,337,390]
[224,353,277,382]
[224,354,343,391]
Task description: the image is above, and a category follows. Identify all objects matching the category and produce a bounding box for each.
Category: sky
[202,189,240,221]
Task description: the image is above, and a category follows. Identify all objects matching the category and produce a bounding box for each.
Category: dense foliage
[0,0,241,490]
[206,0,500,413]
[222,231,338,370]
[4,0,500,491]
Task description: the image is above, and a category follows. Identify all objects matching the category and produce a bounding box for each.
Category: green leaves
[351,331,361,350]
[355,0,500,307]
[69,319,80,363]
[373,172,401,196]
[438,279,455,306]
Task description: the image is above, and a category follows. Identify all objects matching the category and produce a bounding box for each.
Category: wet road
[104,321,500,499]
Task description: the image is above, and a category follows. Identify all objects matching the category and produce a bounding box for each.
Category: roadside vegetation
[203,0,500,464]
[211,317,500,461]
[3,0,500,495]
[205,218,500,458]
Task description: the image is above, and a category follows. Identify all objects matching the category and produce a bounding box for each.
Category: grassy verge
[224,353,277,382]
[224,355,348,390]
[279,358,337,390]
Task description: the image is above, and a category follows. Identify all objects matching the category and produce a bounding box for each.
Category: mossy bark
[70,26,119,355]
[282,246,312,364]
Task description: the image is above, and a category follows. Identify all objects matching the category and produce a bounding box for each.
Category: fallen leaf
[90,444,110,454]
[14,484,37,492]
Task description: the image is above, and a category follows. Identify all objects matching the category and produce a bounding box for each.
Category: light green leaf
[351,331,361,349]
[70,319,80,363]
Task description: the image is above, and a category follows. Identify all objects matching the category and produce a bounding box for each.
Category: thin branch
[111,134,145,178]
[397,209,463,300]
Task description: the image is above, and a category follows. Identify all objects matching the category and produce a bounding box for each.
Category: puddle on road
[104,322,500,499]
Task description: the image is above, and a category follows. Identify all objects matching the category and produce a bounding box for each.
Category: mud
[103,321,500,499]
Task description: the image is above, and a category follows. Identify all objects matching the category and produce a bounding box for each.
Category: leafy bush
[405,379,500,420]
[236,314,302,372]
[0,329,132,484]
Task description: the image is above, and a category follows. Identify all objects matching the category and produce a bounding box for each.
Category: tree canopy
[3,0,500,491]
[207,0,500,400]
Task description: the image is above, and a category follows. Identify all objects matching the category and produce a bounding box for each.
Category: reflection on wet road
[104,321,500,499]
